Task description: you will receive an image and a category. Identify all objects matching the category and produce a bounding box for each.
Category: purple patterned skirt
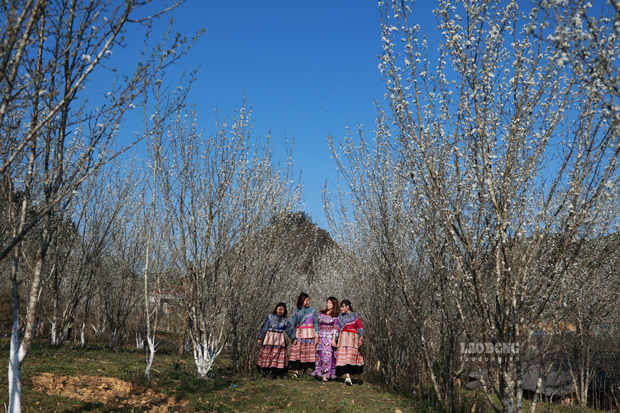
[312,315,338,379]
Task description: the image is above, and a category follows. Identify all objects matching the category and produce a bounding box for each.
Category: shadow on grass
[138,360,233,402]
[60,401,106,413]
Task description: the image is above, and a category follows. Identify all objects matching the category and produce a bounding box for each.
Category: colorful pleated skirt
[288,326,317,370]
[335,331,364,376]
[257,331,288,373]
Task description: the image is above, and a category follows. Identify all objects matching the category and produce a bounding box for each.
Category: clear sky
[121,0,436,227]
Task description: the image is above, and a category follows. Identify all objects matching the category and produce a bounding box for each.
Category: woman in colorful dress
[312,296,340,382]
[332,299,364,385]
[288,292,319,376]
[257,302,295,378]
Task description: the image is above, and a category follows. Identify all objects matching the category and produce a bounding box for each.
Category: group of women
[257,293,364,385]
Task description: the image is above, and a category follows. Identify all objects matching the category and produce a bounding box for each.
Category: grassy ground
[0,340,431,412]
[0,340,604,412]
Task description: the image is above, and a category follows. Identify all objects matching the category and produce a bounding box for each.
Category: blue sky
[121,0,436,227]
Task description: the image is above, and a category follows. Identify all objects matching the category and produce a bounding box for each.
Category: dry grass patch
[31,372,188,411]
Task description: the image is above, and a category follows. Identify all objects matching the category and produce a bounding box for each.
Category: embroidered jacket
[290,306,319,333]
[336,312,364,338]
[257,314,296,340]
[317,312,339,334]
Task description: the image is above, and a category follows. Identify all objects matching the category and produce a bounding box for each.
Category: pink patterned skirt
[257,331,287,372]
[288,326,316,370]
[335,331,364,376]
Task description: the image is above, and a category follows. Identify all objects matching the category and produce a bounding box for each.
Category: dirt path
[31,372,188,411]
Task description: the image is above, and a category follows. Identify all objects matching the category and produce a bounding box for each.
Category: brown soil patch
[32,372,188,411]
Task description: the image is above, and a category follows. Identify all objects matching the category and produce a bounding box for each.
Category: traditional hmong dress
[288,306,319,370]
[335,312,364,376]
[257,314,295,375]
[312,312,339,379]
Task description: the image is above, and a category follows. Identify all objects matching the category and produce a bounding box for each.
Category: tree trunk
[530,375,543,412]
[177,310,188,357]
[421,335,443,404]
[108,328,118,349]
[230,307,239,371]
[136,332,145,350]
[192,337,224,378]
[8,316,23,413]
[516,362,523,412]
[501,368,516,413]
[10,227,49,411]
[50,318,58,346]
[8,259,23,413]
[51,266,60,346]
[144,336,155,378]
[51,290,58,346]
[80,322,86,348]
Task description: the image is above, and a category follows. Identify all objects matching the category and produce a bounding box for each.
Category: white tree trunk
[144,336,155,378]
[91,321,105,338]
[136,332,144,350]
[50,318,58,346]
[80,322,86,348]
[8,314,23,413]
[10,231,47,412]
[192,338,224,378]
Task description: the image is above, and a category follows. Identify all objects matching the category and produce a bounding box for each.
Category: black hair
[272,302,287,317]
[296,292,309,310]
[340,299,353,312]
